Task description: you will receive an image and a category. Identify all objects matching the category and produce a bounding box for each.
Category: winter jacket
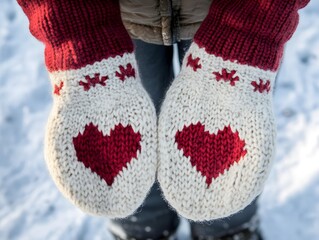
[119,0,212,45]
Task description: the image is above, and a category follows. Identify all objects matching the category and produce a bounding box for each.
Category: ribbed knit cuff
[194,0,310,71]
[18,0,134,72]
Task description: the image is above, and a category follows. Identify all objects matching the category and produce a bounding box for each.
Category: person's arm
[16,0,157,218]
[194,0,310,71]
[17,0,133,71]
[157,0,310,221]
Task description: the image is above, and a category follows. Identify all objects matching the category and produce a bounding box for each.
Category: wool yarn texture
[17,0,157,217]
[158,43,276,221]
[158,0,309,221]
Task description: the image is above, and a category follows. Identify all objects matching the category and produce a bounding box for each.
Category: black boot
[191,199,262,240]
[108,183,179,240]
[192,214,263,240]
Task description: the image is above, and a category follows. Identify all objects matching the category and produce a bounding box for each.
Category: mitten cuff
[194,0,310,71]
[18,0,133,72]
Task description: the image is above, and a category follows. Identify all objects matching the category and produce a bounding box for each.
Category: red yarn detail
[53,81,64,95]
[186,54,202,71]
[79,73,108,91]
[17,0,134,71]
[251,79,271,93]
[73,123,141,186]
[194,0,309,71]
[213,69,239,86]
[115,63,136,81]
[175,123,247,187]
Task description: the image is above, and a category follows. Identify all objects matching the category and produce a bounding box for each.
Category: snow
[1,0,319,239]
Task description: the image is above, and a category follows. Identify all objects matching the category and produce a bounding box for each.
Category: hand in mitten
[18,0,157,218]
[158,0,309,221]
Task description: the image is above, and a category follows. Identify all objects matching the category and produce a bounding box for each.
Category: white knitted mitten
[158,0,307,221]
[18,0,157,218]
[158,43,276,221]
[47,53,157,217]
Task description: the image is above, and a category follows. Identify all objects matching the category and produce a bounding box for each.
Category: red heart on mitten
[73,123,141,186]
[175,123,247,187]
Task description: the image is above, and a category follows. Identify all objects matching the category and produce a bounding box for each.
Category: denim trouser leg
[109,39,259,240]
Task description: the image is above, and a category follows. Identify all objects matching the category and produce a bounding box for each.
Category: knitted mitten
[17,0,157,217]
[158,0,309,221]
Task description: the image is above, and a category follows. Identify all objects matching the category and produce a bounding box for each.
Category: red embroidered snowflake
[116,63,136,81]
[79,73,108,91]
[251,79,271,93]
[186,54,202,71]
[213,69,239,86]
[53,81,64,95]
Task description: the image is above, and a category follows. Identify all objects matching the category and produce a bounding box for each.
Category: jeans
[109,39,258,240]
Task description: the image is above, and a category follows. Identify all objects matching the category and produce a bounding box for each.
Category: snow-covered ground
[1,1,319,239]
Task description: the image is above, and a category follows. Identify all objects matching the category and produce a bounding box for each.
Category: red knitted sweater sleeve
[194,0,310,71]
[17,0,133,72]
